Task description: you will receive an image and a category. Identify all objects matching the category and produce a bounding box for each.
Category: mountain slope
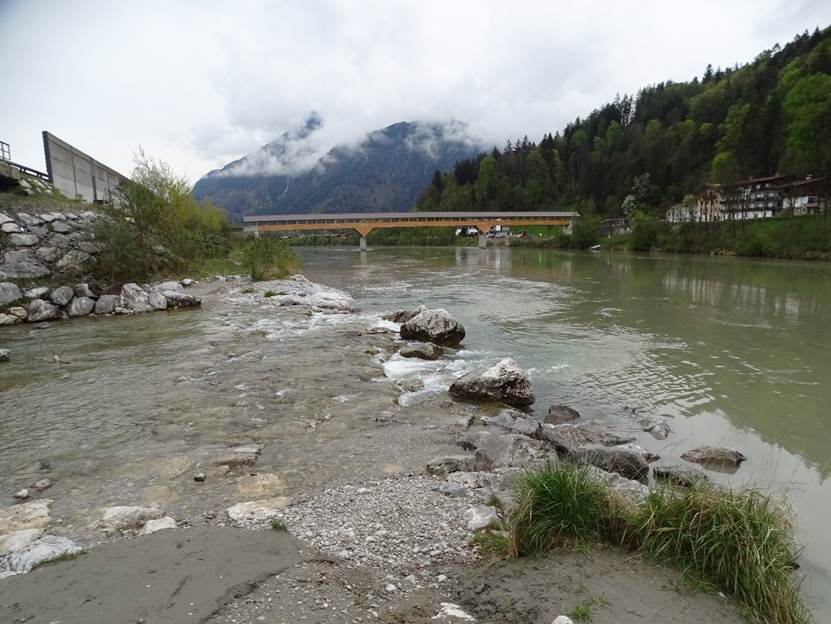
[192,120,482,221]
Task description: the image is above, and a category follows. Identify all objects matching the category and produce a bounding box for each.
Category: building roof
[773,177,828,190]
[734,174,790,186]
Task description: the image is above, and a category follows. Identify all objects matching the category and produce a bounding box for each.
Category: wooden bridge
[243,211,579,249]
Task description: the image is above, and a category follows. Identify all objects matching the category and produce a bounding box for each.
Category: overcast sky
[1,0,828,182]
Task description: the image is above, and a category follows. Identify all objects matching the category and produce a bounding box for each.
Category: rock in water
[398,342,443,360]
[214,444,262,468]
[119,283,153,313]
[0,349,9,362]
[576,446,650,481]
[67,296,95,317]
[163,291,201,309]
[7,535,82,573]
[99,505,164,531]
[449,358,534,407]
[681,446,747,467]
[26,299,60,322]
[654,464,710,487]
[0,282,23,307]
[399,308,465,346]
[545,405,580,425]
[147,291,167,310]
[382,305,426,323]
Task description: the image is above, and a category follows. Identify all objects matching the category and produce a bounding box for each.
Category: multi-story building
[720,175,793,220]
[777,177,829,216]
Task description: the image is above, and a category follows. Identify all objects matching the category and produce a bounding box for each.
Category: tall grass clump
[627,485,808,624]
[508,463,810,624]
[510,462,623,556]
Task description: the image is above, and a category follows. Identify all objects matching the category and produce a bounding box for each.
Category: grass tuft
[570,598,594,622]
[509,463,809,624]
[470,530,511,560]
[270,519,288,532]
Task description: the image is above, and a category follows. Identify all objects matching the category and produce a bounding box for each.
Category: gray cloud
[0,0,828,182]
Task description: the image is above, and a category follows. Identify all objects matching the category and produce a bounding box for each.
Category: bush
[241,236,295,281]
[95,150,229,282]
[629,211,659,251]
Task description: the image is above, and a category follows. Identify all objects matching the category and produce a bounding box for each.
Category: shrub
[241,236,295,281]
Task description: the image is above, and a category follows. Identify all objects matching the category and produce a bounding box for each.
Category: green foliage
[509,463,809,624]
[570,599,594,622]
[241,236,295,281]
[95,150,229,282]
[415,26,831,216]
[629,211,659,251]
[470,530,511,560]
[571,216,601,249]
[271,519,288,532]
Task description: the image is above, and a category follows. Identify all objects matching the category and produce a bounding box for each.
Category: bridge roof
[243,211,579,223]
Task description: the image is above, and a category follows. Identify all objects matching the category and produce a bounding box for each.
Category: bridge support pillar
[478,234,487,249]
[359,236,368,251]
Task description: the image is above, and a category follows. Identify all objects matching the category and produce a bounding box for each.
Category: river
[297,246,831,617]
[1,245,829,618]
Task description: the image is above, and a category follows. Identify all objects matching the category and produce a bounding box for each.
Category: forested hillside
[416,27,831,216]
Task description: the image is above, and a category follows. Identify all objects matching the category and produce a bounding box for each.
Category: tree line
[416,26,831,217]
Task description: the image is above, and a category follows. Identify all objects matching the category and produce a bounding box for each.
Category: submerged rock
[576,446,650,481]
[545,405,580,425]
[214,444,262,468]
[383,305,426,323]
[99,505,164,531]
[450,358,534,407]
[400,308,465,346]
[681,446,747,467]
[7,535,82,573]
[654,464,710,487]
[398,342,443,360]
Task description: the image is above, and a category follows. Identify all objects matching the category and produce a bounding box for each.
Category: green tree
[474,155,501,209]
[524,148,553,208]
[780,74,831,174]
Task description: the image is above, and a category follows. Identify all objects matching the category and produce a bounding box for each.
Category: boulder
[16,212,42,227]
[119,283,153,313]
[463,431,550,471]
[73,283,97,298]
[0,282,23,307]
[463,505,499,531]
[586,466,650,504]
[50,220,74,234]
[0,349,10,362]
[9,233,38,247]
[0,314,21,327]
[681,446,747,467]
[545,405,580,425]
[0,528,43,556]
[148,291,168,310]
[437,482,469,497]
[164,291,201,309]
[155,280,183,292]
[398,342,443,360]
[539,422,636,455]
[181,278,194,287]
[6,306,25,319]
[400,308,465,346]
[56,249,94,274]
[1,249,50,279]
[214,444,262,468]
[27,299,59,322]
[576,446,649,481]
[49,286,75,306]
[226,499,289,528]
[636,414,672,440]
[99,505,164,531]
[94,294,118,314]
[0,211,12,224]
[67,296,95,317]
[425,455,475,476]
[0,500,52,533]
[138,516,177,535]
[1,222,22,233]
[449,358,534,407]
[654,464,710,488]
[383,305,426,323]
[23,286,49,299]
[7,535,83,573]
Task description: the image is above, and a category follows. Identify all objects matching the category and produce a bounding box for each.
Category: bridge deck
[243,211,579,236]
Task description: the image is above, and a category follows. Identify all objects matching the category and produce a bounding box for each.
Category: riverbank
[0,272,771,623]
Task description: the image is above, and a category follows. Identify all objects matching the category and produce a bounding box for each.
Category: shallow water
[296,246,831,617]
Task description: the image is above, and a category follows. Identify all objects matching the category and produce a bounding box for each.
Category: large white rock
[99,505,164,531]
[399,308,465,346]
[147,291,168,310]
[155,281,183,292]
[138,516,177,535]
[449,358,535,407]
[49,285,75,306]
[463,505,500,531]
[94,294,118,314]
[7,535,82,573]
[23,286,50,299]
[0,528,43,556]
[0,500,52,534]
[226,499,290,527]
[27,298,60,322]
[119,283,153,313]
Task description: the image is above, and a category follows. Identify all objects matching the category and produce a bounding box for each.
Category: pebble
[194,473,206,483]
[14,488,30,500]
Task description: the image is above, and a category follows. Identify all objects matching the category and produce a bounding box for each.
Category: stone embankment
[0,207,103,282]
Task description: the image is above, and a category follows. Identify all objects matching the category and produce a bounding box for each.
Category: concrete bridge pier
[359,236,368,251]
[478,234,487,249]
